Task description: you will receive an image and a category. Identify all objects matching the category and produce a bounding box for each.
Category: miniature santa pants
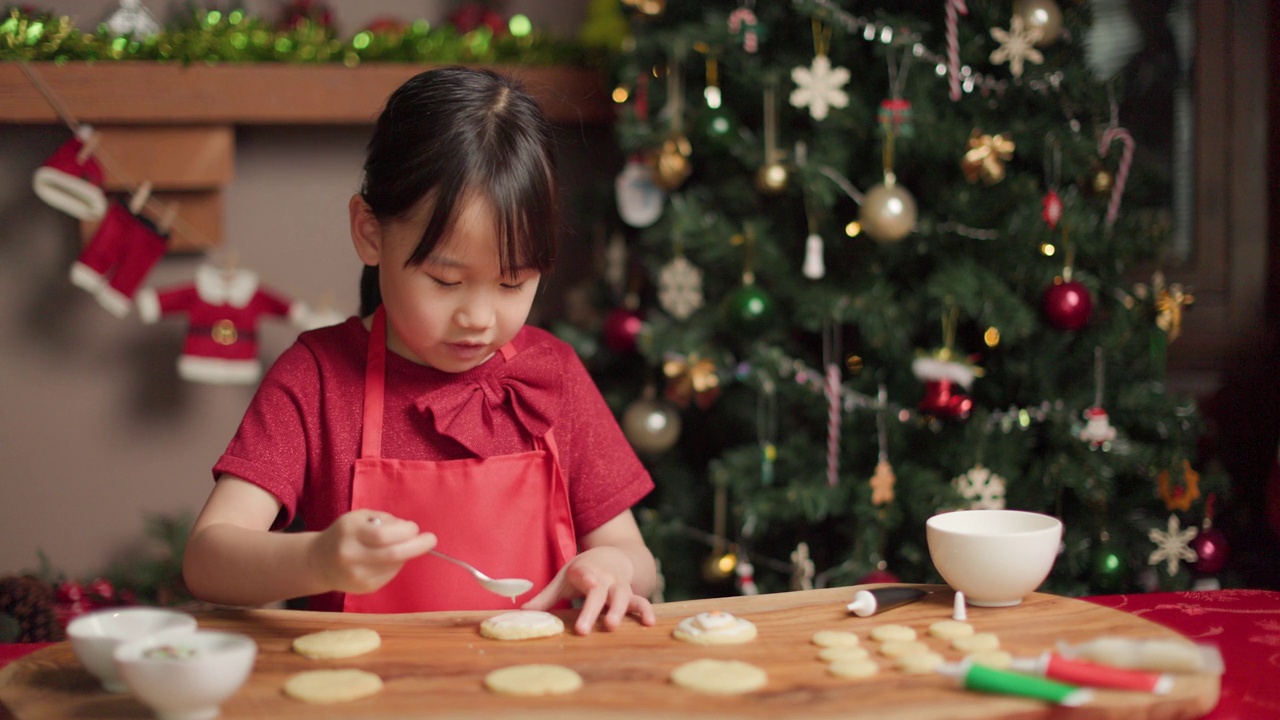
[70,202,167,317]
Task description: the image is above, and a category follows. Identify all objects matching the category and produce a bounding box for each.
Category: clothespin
[128,181,152,215]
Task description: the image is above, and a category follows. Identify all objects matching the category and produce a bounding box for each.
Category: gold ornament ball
[654,147,692,191]
[755,162,790,194]
[1091,167,1115,195]
[860,182,918,243]
[622,398,682,454]
[1017,0,1063,46]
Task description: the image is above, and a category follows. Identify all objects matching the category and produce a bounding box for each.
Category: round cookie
[672,611,757,645]
[928,620,974,640]
[869,624,917,642]
[878,640,931,658]
[484,664,583,696]
[895,652,945,675]
[479,610,565,641]
[951,632,1001,653]
[671,659,768,694]
[827,659,879,679]
[818,646,870,663]
[291,628,382,659]
[283,669,383,704]
[811,630,860,648]
[965,650,1013,669]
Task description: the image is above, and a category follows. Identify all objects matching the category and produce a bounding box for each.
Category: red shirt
[214,317,654,605]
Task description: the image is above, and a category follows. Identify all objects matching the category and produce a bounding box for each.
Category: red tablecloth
[3,591,1279,718]
[1086,589,1280,720]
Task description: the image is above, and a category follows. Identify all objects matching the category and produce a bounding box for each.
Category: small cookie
[895,652,945,675]
[479,611,565,641]
[869,624,917,642]
[951,632,1001,653]
[878,640,931,658]
[810,630,860,648]
[818,646,870,663]
[671,659,768,695]
[827,659,879,679]
[283,669,383,704]
[484,664,583,696]
[928,620,974,640]
[291,628,381,659]
[672,611,757,645]
[965,650,1013,669]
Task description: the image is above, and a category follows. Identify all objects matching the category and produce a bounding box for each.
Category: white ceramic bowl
[926,509,1064,607]
[114,628,257,720]
[67,607,198,692]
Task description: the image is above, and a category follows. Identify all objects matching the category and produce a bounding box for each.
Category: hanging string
[757,376,778,485]
[1093,346,1105,408]
[17,60,215,251]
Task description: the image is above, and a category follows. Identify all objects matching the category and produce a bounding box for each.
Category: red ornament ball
[1043,278,1093,330]
[855,568,901,585]
[1191,526,1230,575]
[603,307,644,354]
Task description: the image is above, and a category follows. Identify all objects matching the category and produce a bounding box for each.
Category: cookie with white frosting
[671,611,757,645]
[479,610,565,640]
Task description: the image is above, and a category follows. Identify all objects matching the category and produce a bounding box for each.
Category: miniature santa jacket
[136,263,305,385]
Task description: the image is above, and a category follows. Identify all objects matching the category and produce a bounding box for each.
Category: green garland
[1,7,602,66]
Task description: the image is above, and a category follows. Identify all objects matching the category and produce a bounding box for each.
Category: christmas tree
[558,0,1230,601]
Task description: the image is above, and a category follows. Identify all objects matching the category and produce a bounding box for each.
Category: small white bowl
[926,509,1064,607]
[114,628,257,720]
[67,607,198,692]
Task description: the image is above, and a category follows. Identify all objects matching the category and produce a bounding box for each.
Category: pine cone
[0,575,65,642]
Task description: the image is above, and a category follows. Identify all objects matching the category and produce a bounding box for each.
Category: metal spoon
[429,550,533,598]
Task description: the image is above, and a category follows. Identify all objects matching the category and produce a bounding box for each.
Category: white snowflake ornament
[657,255,704,320]
[790,55,850,121]
[1148,514,1199,576]
[952,464,1007,510]
[989,15,1045,78]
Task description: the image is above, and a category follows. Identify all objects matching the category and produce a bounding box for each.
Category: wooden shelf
[0,62,614,126]
[3,62,613,250]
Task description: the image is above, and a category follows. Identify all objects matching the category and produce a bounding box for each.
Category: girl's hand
[310,511,437,594]
[521,546,657,635]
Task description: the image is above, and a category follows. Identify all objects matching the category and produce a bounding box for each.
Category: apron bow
[415,343,561,456]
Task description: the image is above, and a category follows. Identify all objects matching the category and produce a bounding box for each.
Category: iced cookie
[484,664,583,696]
[671,659,768,694]
[895,652,945,674]
[878,640,931,658]
[672,611,757,645]
[951,632,1001,653]
[810,630,860,648]
[827,659,879,679]
[479,610,565,641]
[869,624,916,642]
[818,646,870,663]
[283,669,383,704]
[927,620,974,640]
[291,628,382,659]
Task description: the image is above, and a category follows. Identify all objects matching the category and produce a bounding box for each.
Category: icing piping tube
[846,587,929,617]
[1009,652,1174,694]
[937,661,1094,707]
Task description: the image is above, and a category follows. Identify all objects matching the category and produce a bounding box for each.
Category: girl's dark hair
[358,66,559,316]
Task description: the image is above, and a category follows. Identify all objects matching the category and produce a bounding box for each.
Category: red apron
[344,307,577,613]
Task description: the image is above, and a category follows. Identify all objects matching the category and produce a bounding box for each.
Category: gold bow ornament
[962,130,1016,184]
[662,352,721,409]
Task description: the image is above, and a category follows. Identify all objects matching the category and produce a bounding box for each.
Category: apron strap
[361,306,388,459]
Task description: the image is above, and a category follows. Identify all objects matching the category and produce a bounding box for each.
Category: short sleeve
[556,347,654,536]
[212,341,319,530]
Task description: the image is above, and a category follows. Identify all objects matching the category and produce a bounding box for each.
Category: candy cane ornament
[824,362,841,487]
[1098,126,1134,228]
[729,8,759,53]
[945,0,969,101]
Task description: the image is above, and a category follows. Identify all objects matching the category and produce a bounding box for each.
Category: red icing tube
[1010,652,1173,694]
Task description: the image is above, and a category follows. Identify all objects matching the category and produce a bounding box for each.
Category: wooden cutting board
[0,586,1219,719]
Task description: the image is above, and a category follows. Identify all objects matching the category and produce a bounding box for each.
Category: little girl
[183,67,658,635]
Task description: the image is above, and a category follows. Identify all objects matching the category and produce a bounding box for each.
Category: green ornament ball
[696,106,738,146]
[1089,543,1128,594]
[720,284,776,336]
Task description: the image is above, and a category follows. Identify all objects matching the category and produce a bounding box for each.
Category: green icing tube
[941,662,1094,706]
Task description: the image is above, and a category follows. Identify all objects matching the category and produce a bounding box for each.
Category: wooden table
[0,586,1220,719]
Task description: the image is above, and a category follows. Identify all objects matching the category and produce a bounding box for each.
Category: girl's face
[352,193,541,373]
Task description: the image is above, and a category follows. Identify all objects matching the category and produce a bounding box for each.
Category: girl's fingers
[359,514,423,546]
[574,583,608,635]
[629,594,657,626]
